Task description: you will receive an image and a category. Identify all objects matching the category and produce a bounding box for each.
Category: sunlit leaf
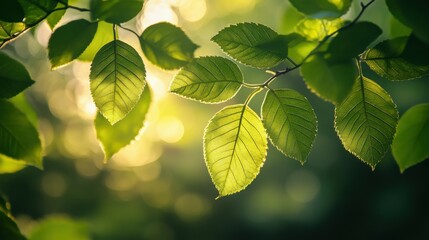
[46,0,68,30]
[392,104,429,172]
[140,22,198,70]
[90,40,146,125]
[17,0,57,25]
[28,216,90,240]
[301,53,357,104]
[295,18,343,42]
[0,99,42,168]
[212,22,288,68]
[363,34,429,80]
[170,56,243,103]
[78,21,114,62]
[262,89,317,164]
[0,154,27,174]
[48,19,98,69]
[335,77,398,169]
[95,87,151,161]
[0,0,25,22]
[90,0,144,24]
[289,0,352,19]
[0,53,34,98]
[0,21,25,46]
[204,104,268,197]
[279,3,305,34]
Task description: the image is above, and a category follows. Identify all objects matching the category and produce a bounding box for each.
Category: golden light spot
[179,0,207,22]
[285,170,320,203]
[156,117,184,143]
[42,172,66,197]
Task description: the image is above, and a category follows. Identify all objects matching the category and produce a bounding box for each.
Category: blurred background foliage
[1,0,429,239]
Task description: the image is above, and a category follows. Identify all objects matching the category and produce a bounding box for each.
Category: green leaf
[211,22,288,68]
[0,99,42,168]
[0,0,25,22]
[0,210,26,240]
[78,21,114,62]
[392,104,429,172]
[295,18,343,42]
[301,53,357,104]
[289,0,352,19]
[28,216,90,240]
[386,0,429,44]
[282,33,317,64]
[335,77,398,169]
[0,154,27,174]
[261,89,317,164]
[0,53,34,98]
[46,0,68,30]
[95,86,151,161]
[170,56,243,103]
[0,21,25,44]
[90,0,144,24]
[363,34,429,80]
[48,19,98,69]
[90,40,146,125]
[327,21,382,61]
[140,22,198,70]
[17,0,57,25]
[204,104,268,197]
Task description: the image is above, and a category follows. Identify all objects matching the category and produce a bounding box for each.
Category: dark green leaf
[301,53,357,104]
[170,56,243,103]
[0,53,34,98]
[204,104,268,197]
[363,34,429,80]
[289,0,352,19]
[392,104,429,172]
[211,22,288,68]
[78,21,114,62]
[95,87,151,161]
[335,77,398,169]
[140,22,198,70]
[327,21,382,61]
[90,40,146,125]
[0,99,42,168]
[0,0,25,22]
[48,19,98,69]
[0,21,25,43]
[28,216,90,240]
[46,0,68,30]
[0,211,26,240]
[262,89,317,164]
[90,0,144,24]
[17,0,57,25]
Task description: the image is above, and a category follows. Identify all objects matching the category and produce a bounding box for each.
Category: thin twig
[118,24,140,38]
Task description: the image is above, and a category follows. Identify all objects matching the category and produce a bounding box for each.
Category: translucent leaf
[90,40,146,125]
[289,0,352,19]
[95,86,151,161]
[392,104,429,172]
[0,0,25,22]
[386,0,429,44]
[295,18,343,42]
[48,19,98,69]
[140,22,198,70]
[327,21,382,61]
[170,56,243,103]
[0,154,27,174]
[46,0,68,30]
[204,104,268,197]
[363,34,429,80]
[90,0,144,24]
[28,216,90,240]
[335,77,398,169]
[0,99,42,168]
[78,21,114,62]
[301,53,357,104]
[0,21,25,45]
[262,89,317,164]
[0,53,34,98]
[211,22,288,68]
[17,0,57,25]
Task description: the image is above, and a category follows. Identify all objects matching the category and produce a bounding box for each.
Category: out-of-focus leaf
[392,104,429,172]
[0,21,26,46]
[0,53,34,98]
[90,0,144,24]
[0,99,42,168]
[140,22,198,70]
[301,53,357,104]
[78,21,114,62]
[212,22,288,68]
[295,18,343,42]
[17,0,57,25]
[335,77,398,169]
[95,87,151,161]
[204,104,268,197]
[90,40,146,125]
[48,19,98,69]
[0,154,27,174]
[46,0,68,30]
[363,34,429,80]
[28,216,90,240]
[262,89,317,164]
[279,3,305,34]
[0,0,25,22]
[170,57,243,103]
[289,0,352,19]
[0,210,26,240]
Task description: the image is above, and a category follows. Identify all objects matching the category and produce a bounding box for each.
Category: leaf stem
[118,24,140,38]
[244,88,263,106]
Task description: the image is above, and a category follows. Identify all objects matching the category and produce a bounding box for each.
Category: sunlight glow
[156,117,185,143]
[137,0,178,31]
[179,0,207,22]
[286,170,320,203]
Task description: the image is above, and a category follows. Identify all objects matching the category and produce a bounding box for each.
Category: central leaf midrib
[359,77,376,162]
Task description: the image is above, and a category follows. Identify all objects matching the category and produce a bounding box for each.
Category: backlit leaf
[289,0,352,19]
[90,40,146,125]
[0,53,34,98]
[91,0,144,24]
[78,21,114,62]
[140,22,198,70]
[295,18,343,42]
[17,0,57,25]
[95,86,151,161]
[335,77,398,169]
[0,154,27,174]
[170,56,243,103]
[28,216,90,240]
[392,104,429,172]
[262,89,317,164]
[0,0,25,22]
[204,104,268,197]
[46,0,68,30]
[0,21,25,46]
[212,22,288,68]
